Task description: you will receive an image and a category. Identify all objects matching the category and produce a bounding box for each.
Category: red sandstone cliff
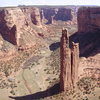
[0,7,45,58]
[78,7,100,32]
[41,7,75,24]
[71,7,100,85]
[0,7,43,46]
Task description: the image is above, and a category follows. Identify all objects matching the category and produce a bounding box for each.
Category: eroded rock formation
[43,8,57,21]
[42,8,73,24]
[55,8,72,21]
[71,42,79,86]
[78,7,100,32]
[30,7,42,26]
[48,16,54,24]
[21,7,42,26]
[72,6,100,84]
[60,29,79,91]
[40,10,44,23]
[0,7,43,46]
[0,7,46,59]
[60,29,72,91]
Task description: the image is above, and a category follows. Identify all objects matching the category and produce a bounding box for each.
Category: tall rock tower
[71,42,79,86]
[40,10,44,23]
[60,28,79,91]
[60,29,72,91]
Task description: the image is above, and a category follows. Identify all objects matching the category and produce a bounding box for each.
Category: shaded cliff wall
[42,8,73,24]
[55,8,72,21]
[78,7,100,32]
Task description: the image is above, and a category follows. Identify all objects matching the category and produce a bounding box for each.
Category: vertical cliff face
[21,7,42,26]
[55,8,72,21]
[0,7,43,47]
[42,8,73,24]
[43,8,57,21]
[30,7,42,26]
[60,29,79,91]
[0,9,18,45]
[78,7,100,32]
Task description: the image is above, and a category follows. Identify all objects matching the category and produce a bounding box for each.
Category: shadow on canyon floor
[49,42,60,51]
[9,83,60,100]
[49,30,100,57]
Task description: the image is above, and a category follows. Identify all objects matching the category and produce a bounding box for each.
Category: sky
[0,0,100,7]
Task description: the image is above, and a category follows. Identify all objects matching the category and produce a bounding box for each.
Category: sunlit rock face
[0,7,42,46]
[0,7,45,59]
[29,7,42,26]
[78,7,100,32]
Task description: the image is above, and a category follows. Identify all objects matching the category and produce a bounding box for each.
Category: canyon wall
[60,29,79,91]
[0,6,77,59]
[0,7,43,46]
[42,8,73,24]
[0,7,46,59]
[78,7,100,32]
[74,7,100,84]
[55,8,72,21]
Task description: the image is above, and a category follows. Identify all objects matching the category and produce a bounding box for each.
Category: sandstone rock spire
[40,10,44,23]
[60,28,72,91]
[71,42,79,86]
[48,16,54,24]
[60,28,79,91]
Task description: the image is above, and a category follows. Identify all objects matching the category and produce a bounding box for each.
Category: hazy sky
[0,0,100,7]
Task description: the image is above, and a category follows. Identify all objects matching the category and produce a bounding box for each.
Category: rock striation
[60,29,79,91]
[78,7,100,32]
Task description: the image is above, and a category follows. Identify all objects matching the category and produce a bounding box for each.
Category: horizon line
[0,4,100,8]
